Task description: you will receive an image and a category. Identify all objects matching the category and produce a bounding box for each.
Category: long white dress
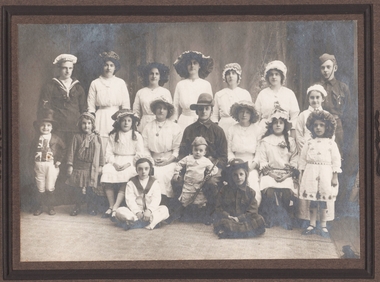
[227,123,262,205]
[211,87,252,135]
[173,78,212,130]
[142,120,183,197]
[87,75,130,153]
[255,86,300,135]
[100,130,144,183]
[132,86,172,132]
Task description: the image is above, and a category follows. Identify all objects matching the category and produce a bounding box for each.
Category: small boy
[115,157,169,230]
[170,136,218,223]
[295,84,328,153]
[30,109,66,216]
[319,53,351,155]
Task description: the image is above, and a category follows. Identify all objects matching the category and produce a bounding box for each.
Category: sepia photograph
[16,20,360,263]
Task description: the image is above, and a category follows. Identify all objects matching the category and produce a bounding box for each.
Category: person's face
[226,70,239,86]
[238,108,251,124]
[136,162,151,180]
[320,60,336,80]
[120,116,133,132]
[308,90,325,109]
[58,61,73,80]
[268,70,282,86]
[39,122,53,135]
[187,59,200,76]
[313,119,326,137]
[272,118,285,136]
[192,144,207,159]
[81,118,93,134]
[103,60,116,77]
[232,168,246,187]
[155,103,168,121]
[196,105,212,122]
[149,67,160,85]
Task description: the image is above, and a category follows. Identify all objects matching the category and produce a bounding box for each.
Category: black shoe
[48,207,56,215]
[88,210,97,216]
[70,209,80,216]
[33,207,43,216]
[102,208,112,218]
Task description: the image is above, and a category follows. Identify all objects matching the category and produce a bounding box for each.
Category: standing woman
[142,97,183,205]
[255,60,300,138]
[227,101,262,205]
[87,51,131,155]
[133,62,172,132]
[173,51,213,130]
[38,54,87,147]
[211,63,252,135]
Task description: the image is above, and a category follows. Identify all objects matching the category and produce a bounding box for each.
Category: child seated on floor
[213,159,265,239]
[115,157,169,230]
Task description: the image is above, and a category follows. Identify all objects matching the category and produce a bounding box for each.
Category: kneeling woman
[214,159,265,239]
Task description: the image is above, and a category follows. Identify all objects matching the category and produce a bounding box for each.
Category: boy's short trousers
[34,161,59,192]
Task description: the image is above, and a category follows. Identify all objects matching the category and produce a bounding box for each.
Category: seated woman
[227,100,262,205]
[213,159,265,239]
[142,97,183,206]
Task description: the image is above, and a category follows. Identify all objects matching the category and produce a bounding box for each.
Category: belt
[307,161,331,165]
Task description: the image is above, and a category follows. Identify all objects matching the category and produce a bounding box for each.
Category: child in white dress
[298,110,341,238]
[100,109,144,221]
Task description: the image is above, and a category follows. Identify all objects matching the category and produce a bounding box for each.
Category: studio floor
[20,205,360,261]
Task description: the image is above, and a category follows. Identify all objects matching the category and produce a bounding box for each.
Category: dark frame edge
[1,3,375,280]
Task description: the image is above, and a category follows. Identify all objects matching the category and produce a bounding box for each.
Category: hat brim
[150,100,174,113]
[230,103,259,123]
[173,51,214,79]
[190,102,214,110]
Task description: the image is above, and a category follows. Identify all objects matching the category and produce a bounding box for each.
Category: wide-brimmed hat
[111,109,139,122]
[33,108,58,129]
[150,97,175,119]
[264,60,287,80]
[306,84,328,98]
[100,51,121,71]
[190,93,214,110]
[266,109,292,132]
[319,53,337,65]
[53,54,77,65]
[138,62,170,86]
[191,136,208,147]
[222,63,242,83]
[173,51,214,79]
[230,100,259,123]
[306,110,337,139]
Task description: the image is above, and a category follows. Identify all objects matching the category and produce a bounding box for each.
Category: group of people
[30,49,351,239]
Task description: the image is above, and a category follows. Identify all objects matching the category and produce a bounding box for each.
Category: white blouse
[105,131,144,164]
[227,123,261,162]
[132,86,172,119]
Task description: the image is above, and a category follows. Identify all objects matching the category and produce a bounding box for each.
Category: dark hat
[190,93,214,110]
[100,51,121,71]
[173,51,214,79]
[33,108,58,129]
[150,97,175,119]
[191,136,208,147]
[225,159,249,179]
[230,100,259,123]
[319,53,337,65]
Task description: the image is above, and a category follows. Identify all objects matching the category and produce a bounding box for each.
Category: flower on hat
[53,54,77,65]
[222,63,242,82]
[100,51,120,61]
[306,84,328,98]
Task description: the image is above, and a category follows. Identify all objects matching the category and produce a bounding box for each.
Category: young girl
[213,159,265,239]
[298,111,341,238]
[115,157,169,230]
[100,109,144,221]
[66,112,104,216]
[257,110,298,230]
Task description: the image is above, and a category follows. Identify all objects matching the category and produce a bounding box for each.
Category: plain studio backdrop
[17,21,358,209]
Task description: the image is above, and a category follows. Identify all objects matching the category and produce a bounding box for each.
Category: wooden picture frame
[1,1,376,280]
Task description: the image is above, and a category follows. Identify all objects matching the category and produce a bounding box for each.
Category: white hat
[264,60,287,80]
[53,54,77,65]
[306,84,328,97]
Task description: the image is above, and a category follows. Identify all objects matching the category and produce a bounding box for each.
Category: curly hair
[306,111,336,139]
[265,69,285,85]
[230,105,260,124]
[101,57,121,74]
[138,62,170,87]
[77,115,96,133]
[262,117,291,151]
[109,114,139,142]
